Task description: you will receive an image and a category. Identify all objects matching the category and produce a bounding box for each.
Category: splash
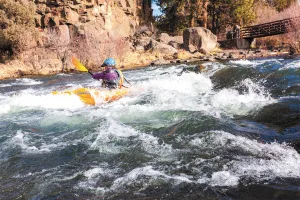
[0,89,85,113]
[279,60,300,70]
[210,78,274,116]
[15,78,43,85]
[190,131,300,186]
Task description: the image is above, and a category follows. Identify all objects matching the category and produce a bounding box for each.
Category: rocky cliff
[0,0,153,79]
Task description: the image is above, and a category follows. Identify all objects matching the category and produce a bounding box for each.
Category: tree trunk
[202,0,209,28]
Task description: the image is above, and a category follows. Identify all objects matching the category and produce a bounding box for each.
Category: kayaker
[92,58,124,89]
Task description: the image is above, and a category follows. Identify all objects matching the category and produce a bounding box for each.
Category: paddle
[71,56,93,76]
[119,66,132,86]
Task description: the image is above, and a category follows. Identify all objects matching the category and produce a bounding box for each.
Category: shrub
[0,0,38,59]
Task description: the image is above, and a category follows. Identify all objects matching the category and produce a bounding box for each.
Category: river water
[1,57,300,199]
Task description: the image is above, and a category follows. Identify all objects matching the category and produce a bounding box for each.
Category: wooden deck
[241,16,300,39]
[217,16,300,41]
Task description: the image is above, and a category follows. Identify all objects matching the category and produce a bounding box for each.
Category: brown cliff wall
[0,0,153,79]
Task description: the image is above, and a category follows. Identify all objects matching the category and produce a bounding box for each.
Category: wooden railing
[217,16,300,41]
[241,16,300,39]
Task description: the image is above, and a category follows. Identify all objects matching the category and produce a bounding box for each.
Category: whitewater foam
[4,92,85,110]
[210,78,274,117]
[279,60,300,70]
[14,78,43,85]
[189,130,300,185]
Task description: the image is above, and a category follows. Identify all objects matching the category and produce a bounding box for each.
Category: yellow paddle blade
[72,56,88,72]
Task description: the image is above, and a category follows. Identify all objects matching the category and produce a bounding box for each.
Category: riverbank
[0,47,296,80]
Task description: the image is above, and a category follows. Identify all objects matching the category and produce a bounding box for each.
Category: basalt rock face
[34,0,153,62]
[35,0,143,35]
[0,0,153,80]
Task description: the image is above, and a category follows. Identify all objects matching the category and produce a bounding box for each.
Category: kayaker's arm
[92,72,105,80]
[92,72,118,80]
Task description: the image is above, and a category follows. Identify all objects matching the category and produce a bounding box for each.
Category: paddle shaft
[123,77,131,86]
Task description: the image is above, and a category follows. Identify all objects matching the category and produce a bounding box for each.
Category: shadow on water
[211,67,261,90]
[226,179,300,200]
[249,99,300,134]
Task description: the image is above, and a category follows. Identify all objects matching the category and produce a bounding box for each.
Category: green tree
[231,0,256,26]
[154,0,259,34]
[154,0,188,34]
[208,0,232,33]
[154,0,210,34]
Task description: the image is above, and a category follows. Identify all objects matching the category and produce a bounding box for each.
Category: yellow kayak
[52,87,129,106]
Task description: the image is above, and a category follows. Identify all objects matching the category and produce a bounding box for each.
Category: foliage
[154,0,298,34]
[208,0,235,33]
[154,0,256,34]
[231,0,256,26]
[154,0,188,34]
[0,0,38,57]
[264,0,297,11]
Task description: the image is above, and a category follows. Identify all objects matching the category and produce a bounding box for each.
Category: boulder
[170,36,183,44]
[134,37,152,48]
[146,39,178,55]
[158,33,183,49]
[168,41,181,49]
[158,33,172,44]
[183,27,218,54]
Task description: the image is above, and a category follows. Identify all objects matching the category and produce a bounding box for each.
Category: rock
[116,0,127,9]
[50,16,60,26]
[140,30,152,37]
[98,4,107,14]
[64,8,79,25]
[158,33,172,44]
[134,37,151,48]
[146,39,178,55]
[36,4,47,14]
[91,6,100,17]
[183,27,218,54]
[35,15,42,27]
[168,41,180,49]
[135,45,145,51]
[43,13,52,27]
[87,10,97,22]
[73,0,81,5]
[151,58,167,65]
[170,36,183,44]
[33,59,63,74]
[96,0,105,5]
[56,25,70,45]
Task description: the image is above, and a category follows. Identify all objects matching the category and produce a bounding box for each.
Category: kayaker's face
[105,66,113,72]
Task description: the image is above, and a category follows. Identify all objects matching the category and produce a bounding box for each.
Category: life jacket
[115,69,124,88]
[102,69,124,89]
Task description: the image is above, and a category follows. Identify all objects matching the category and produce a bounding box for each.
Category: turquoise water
[0,58,300,199]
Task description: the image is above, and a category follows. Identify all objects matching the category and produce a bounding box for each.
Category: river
[0,57,300,199]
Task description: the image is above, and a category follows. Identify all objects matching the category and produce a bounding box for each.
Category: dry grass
[0,0,38,60]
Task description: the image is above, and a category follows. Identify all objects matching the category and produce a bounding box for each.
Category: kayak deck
[52,87,128,106]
